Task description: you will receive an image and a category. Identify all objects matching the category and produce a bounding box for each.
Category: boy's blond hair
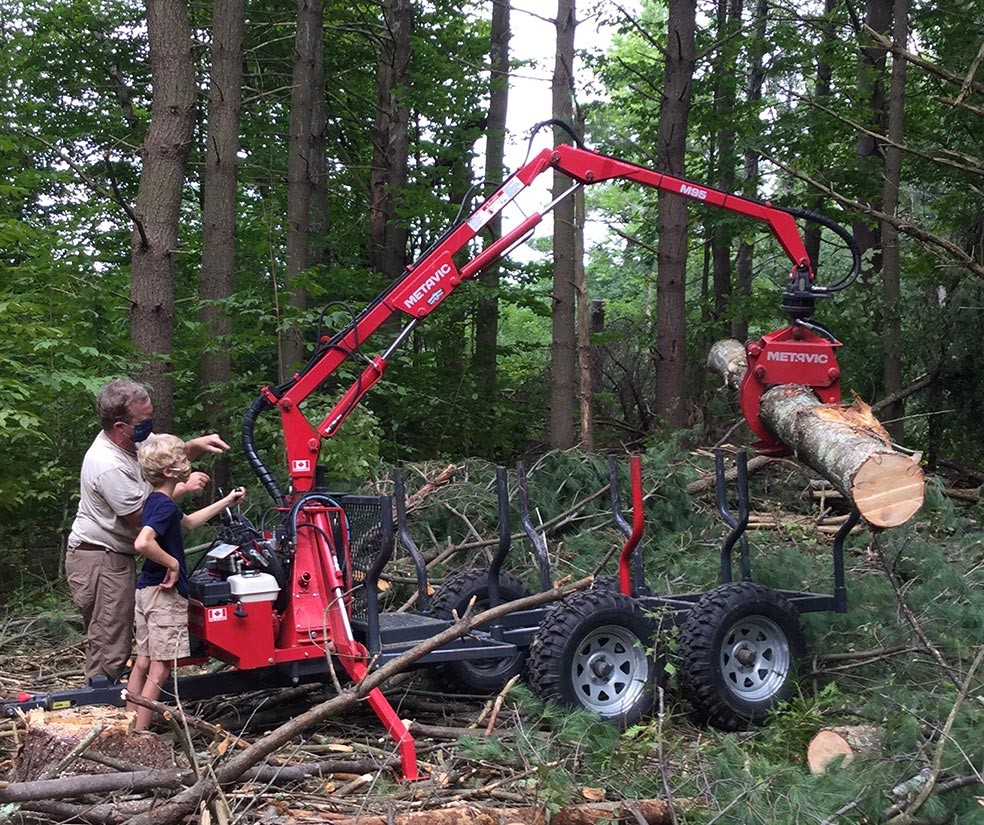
[138,434,187,486]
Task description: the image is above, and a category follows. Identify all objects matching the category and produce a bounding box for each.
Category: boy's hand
[160,560,180,589]
[226,486,246,506]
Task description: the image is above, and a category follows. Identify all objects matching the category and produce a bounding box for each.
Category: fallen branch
[885,646,984,823]
[685,455,774,495]
[18,798,153,825]
[875,534,965,691]
[405,464,457,511]
[121,576,596,825]
[0,768,192,803]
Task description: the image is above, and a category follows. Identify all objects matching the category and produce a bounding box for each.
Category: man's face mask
[130,419,153,443]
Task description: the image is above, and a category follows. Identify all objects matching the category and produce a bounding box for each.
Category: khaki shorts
[134,586,190,661]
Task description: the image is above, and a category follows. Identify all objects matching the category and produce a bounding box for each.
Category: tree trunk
[732,0,767,343]
[198,0,244,491]
[473,0,510,409]
[803,0,837,271]
[280,0,324,380]
[653,0,697,428]
[129,0,196,431]
[368,0,412,279]
[309,7,330,275]
[759,385,923,527]
[880,0,908,443]
[854,0,892,297]
[550,0,578,449]
[709,0,740,338]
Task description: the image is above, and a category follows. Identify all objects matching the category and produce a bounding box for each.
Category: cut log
[807,729,853,774]
[759,385,923,527]
[807,724,881,774]
[11,707,175,783]
[707,339,924,527]
[707,339,747,391]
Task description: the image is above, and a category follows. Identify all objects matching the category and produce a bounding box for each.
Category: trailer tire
[429,568,532,694]
[678,582,805,730]
[528,589,665,727]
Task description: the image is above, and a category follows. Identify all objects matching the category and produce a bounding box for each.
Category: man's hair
[138,434,187,487]
[97,379,151,430]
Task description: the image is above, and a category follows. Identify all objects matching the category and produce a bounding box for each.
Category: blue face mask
[130,419,153,443]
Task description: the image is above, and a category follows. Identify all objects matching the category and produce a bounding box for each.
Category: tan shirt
[68,431,151,554]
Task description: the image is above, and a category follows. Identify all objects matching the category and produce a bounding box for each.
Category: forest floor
[1,451,982,824]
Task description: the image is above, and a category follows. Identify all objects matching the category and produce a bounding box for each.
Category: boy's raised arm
[181,487,246,533]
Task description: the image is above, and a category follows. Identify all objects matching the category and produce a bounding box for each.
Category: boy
[126,434,245,731]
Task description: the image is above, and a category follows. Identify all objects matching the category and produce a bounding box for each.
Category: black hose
[782,206,862,294]
[242,395,287,507]
[529,118,586,149]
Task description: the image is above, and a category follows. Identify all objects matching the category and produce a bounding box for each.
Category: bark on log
[0,768,192,802]
[707,339,747,391]
[760,385,923,527]
[322,799,675,825]
[18,799,153,825]
[0,759,387,804]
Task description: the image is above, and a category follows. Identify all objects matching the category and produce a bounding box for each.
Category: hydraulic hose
[783,206,862,294]
[242,394,287,507]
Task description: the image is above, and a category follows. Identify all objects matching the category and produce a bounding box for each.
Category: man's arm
[134,526,180,588]
[185,434,230,460]
[121,509,143,531]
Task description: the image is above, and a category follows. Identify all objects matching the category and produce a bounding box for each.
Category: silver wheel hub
[571,625,648,715]
[720,615,790,702]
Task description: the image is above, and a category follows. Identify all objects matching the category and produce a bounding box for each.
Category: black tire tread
[528,588,663,726]
[677,581,805,731]
[429,567,531,694]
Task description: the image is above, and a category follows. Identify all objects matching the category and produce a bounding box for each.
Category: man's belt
[73,542,134,556]
[74,542,111,552]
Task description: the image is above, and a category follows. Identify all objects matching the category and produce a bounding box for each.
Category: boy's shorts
[134,586,190,661]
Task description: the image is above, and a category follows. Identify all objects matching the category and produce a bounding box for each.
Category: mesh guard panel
[338,495,394,625]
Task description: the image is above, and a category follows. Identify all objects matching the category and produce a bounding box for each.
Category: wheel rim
[570,624,648,715]
[719,615,790,702]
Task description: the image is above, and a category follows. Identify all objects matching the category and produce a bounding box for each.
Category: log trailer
[4,124,862,780]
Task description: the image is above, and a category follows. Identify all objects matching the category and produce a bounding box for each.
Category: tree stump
[12,707,176,782]
[807,724,881,774]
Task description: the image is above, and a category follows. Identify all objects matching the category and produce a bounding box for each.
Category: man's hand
[185,433,230,459]
[175,471,210,499]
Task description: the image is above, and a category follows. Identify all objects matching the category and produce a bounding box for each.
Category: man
[65,378,229,684]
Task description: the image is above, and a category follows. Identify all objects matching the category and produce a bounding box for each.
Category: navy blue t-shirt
[136,491,188,598]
